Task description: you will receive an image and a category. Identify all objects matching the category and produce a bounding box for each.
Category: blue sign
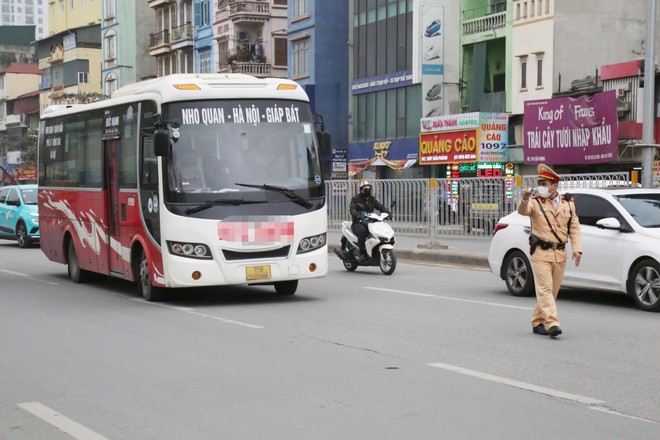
[351,71,413,95]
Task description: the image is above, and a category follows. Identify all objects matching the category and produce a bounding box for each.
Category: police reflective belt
[534,198,566,250]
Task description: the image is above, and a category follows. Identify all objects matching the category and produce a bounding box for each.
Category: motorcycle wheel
[379,249,396,275]
[341,237,358,272]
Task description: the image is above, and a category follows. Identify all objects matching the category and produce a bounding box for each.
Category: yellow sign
[246,265,271,281]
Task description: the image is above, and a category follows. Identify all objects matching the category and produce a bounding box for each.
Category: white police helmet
[360,180,372,190]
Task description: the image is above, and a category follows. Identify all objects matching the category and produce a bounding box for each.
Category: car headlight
[297,233,326,254]
[167,241,212,259]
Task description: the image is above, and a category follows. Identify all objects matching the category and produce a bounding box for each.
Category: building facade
[102,0,156,97]
[288,0,349,179]
[214,0,288,78]
[348,0,461,180]
[0,0,48,40]
[148,0,195,76]
[194,0,214,73]
[38,1,103,109]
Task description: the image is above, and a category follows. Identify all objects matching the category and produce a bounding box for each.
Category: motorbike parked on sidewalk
[334,208,396,275]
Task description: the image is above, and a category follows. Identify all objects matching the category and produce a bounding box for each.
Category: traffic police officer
[518,164,582,338]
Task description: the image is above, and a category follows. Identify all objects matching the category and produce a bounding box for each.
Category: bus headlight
[296,233,326,254]
[167,241,212,259]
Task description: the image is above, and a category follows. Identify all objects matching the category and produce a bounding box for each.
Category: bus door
[104,137,123,275]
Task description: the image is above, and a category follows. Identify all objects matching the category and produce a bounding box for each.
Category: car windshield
[19,188,37,204]
[616,193,660,227]
[162,99,323,205]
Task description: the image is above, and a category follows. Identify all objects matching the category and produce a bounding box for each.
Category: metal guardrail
[326,172,630,243]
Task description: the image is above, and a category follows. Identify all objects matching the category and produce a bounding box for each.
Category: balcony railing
[462,11,506,36]
[150,30,171,49]
[171,23,193,44]
[231,61,271,77]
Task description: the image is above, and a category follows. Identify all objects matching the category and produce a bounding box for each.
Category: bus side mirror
[317,130,331,155]
[154,128,170,157]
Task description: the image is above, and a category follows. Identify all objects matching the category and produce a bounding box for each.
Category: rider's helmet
[360,180,372,190]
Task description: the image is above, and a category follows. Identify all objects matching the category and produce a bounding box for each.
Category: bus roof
[41,74,310,119]
[112,73,310,102]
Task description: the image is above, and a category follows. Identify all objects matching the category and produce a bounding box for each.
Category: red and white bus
[38,74,328,301]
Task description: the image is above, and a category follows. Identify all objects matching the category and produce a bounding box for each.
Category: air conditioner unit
[237,31,250,41]
[615,81,631,97]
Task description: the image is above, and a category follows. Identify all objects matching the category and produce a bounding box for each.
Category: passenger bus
[38,74,328,301]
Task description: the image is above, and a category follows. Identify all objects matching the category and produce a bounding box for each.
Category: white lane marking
[129,298,264,329]
[365,287,533,310]
[427,362,604,405]
[18,402,110,440]
[590,406,659,424]
[0,269,59,286]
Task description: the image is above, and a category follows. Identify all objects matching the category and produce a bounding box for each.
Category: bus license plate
[246,265,271,281]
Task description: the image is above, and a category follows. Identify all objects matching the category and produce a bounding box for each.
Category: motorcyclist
[349,181,389,262]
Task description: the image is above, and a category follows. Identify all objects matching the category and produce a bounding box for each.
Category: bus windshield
[162,99,323,205]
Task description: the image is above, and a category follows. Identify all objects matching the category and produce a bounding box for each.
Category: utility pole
[641,0,657,188]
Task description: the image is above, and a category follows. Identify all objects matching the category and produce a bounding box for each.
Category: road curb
[396,247,489,268]
[329,247,489,268]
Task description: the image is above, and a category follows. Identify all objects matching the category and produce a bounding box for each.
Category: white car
[488,188,660,311]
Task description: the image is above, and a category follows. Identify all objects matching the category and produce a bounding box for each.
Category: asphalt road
[1,242,659,440]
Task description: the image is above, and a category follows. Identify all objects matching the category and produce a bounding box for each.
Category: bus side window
[141,135,158,187]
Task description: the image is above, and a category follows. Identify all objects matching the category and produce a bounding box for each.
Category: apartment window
[200,50,211,73]
[105,0,115,18]
[520,57,527,89]
[274,37,287,66]
[70,0,74,10]
[292,0,307,18]
[104,73,117,96]
[291,39,308,77]
[200,0,209,26]
[104,30,116,60]
[78,72,89,84]
[273,0,287,5]
[536,56,543,87]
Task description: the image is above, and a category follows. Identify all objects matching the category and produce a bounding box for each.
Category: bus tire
[137,250,165,302]
[67,239,94,283]
[274,280,298,295]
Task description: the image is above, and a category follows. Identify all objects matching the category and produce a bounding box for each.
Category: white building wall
[512,0,651,116]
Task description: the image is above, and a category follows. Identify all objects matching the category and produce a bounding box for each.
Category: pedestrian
[349,180,389,262]
[518,164,582,338]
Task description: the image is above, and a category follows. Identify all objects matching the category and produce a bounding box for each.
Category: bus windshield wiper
[185,198,265,215]
[235,183,313,209]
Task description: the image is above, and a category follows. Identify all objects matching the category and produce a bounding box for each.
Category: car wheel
[274,280,298,295]
[503,250,535,297]
[16,222,33,248]
[137,250,165,302]
[627,259,660,312]
[379,249,396,275]
[67,239,93,283]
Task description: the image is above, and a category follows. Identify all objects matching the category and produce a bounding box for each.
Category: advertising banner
[421,112,479,133]
[420,5,444,118]
[478,113,508,162]
[523,90,618,165]
[419,129,478,164]
[331,148,348,179]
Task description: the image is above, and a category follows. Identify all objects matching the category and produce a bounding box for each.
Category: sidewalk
[327,230,491,268]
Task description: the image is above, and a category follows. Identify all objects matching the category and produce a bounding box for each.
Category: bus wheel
[274,280,298,295]
[67,240,93,283]
[137,250,165,302]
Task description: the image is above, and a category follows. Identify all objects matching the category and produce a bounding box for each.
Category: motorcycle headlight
[297,233,326,254]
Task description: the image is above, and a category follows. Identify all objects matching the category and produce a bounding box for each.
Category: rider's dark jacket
[349,192,389,223]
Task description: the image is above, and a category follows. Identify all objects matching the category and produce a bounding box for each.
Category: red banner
[419,129,478,165]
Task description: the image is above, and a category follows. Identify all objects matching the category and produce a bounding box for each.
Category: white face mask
[536,186,551,198]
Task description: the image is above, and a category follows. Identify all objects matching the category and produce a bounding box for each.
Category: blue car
[0,184,40,248]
